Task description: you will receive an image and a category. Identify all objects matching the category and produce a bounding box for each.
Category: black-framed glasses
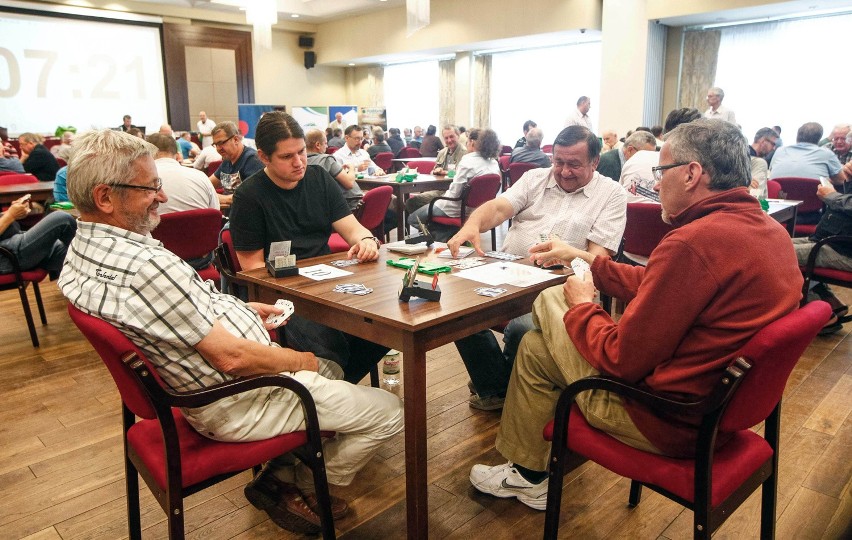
[112,178,163,194]
[651,162,690,182]
[212,135,235,148]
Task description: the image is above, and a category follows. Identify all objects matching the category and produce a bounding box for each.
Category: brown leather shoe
[245,471,321,534]
[303,492,350,520]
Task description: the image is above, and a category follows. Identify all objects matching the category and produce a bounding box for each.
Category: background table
[0,181,54,204]
[356,174,451,239]
[240,248,568,539]
[766,199,802,237]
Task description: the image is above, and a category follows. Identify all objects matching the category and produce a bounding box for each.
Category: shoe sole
[468,398,504,411]
[245,480,322,534]
[469,473,547,511]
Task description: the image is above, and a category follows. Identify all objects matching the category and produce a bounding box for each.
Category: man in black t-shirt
[229,111,387,384]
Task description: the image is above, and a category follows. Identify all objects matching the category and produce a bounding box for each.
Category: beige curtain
[438,59,455,128]
[366,66,385,107]
[679,30,721,111]
[473,54,491,128]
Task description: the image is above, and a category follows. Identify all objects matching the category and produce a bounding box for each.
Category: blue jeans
[283,314,388,384]
[407,203,458,242]
[0,211,77,278]
[454,313,534,398]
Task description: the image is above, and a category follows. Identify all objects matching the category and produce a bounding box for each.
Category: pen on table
[431,272,439,290]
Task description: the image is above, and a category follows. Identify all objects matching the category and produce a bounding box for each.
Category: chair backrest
[205,160,222,177]
[373,152,393,171]
[766,179,782,199]
[326,146,339,155]
[55,158,67,168]
[151,208,222,260]
[67,304,158,420]
[464,174,502,208]
[397,147,422,159]
[407,160,435,174]
[357,185,393,234]
[719,300,831,432]
[507,162,539,187]
[0,173,37,186]
[773,177,822,213]
[501,145,513,155]
[623,202,673,258]
[542,144,553,153]
[498,155,511,174]
[0,170,19,176]
[220,227,242,272]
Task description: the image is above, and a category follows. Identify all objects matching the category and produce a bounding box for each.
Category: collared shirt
[434,143,467,170]
[619,150,660,203]
[59,221,273,393]
[196,118,216,148]
[193,145,222,172]
[155,158,220,214]
[308,152,363,208]
[500,168,627,255]
[565,108,594,132]
[333,145,377,170]
[703,105,736,125]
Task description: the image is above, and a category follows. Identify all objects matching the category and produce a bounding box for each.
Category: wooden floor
[0,281,850,540]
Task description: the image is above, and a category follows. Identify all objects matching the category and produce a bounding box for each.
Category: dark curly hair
[468,128,500,160]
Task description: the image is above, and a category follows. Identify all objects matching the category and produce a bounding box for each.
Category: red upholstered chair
[405,160,435,174]
[621,202,673,266]
[501,145,513,155]
[542,144,553,153]
[372,152,393,172]
[397,146,421,160]
[0,246,48,347]
[772,177,823,237]
[766,179,782,199]
[55,158,67,168]
[151,209,222,285]
[326,146,339,155]
[542,301,832,540]
[498,155,511,190]
[800,235,852,324]
[0,173,37,186]
[67,304,337,540]
[0,170,19,176]
[205,160,222,177]
[507,162,539,188]
[213,227,244,296]
[427,173,502,250]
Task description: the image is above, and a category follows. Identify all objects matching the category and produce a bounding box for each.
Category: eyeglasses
[651,162,690,182]
[212,135,235,148]
[112,178,163,194]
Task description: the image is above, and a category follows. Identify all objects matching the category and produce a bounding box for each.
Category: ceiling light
[348,63,355,66]
[291,14,300,18]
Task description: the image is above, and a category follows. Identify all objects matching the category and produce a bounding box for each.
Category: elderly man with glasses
[208,121,264,205]
[468,119,803,511]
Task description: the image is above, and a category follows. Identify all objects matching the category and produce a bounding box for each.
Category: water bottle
[381,351,401,395]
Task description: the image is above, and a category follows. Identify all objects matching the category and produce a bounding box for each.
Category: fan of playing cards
[334,283,373,295]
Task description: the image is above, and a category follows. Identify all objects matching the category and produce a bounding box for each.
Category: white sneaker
[469,462,548,511]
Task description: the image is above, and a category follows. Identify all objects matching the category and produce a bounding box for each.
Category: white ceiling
[131,0,406,24]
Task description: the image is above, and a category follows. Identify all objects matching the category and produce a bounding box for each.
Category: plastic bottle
[381,352,401,395]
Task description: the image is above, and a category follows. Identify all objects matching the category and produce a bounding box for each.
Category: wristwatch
[361,236,381,248]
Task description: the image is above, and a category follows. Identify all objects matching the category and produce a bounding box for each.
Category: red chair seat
[129,409,315,489]
[812,267,852,281]
[0,268,47,285]
[794,224,817,236]
[327,233,349,253]
[197,265,220,283]
[543,405,772,507]
[430,216,462,227]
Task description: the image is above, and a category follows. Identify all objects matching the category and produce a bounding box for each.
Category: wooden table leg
[402,333,428,539]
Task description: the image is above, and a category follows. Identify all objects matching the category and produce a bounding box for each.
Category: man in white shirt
[147,133,219,215]
[327,112,346,132]
[565,96,594,132]
[703,87,736,124]
[197,111,216,149]
[332,125,385,175]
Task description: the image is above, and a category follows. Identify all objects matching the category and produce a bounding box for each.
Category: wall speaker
[304,51,316,69]
[298,35,314,48]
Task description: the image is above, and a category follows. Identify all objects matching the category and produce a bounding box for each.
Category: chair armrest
[804,235,852,274]
[0,245,25,282]
[427,184,472,220]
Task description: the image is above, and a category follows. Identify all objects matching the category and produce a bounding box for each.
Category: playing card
[333,283,373,295]
[445,257,487,269]
[474,287,508,297]
[265,299,294,328]
[330,259,360,267]
[484,251,523,261]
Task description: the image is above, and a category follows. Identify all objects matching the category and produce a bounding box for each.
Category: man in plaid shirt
[59,129,402,535]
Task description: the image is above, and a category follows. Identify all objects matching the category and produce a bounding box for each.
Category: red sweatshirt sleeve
[590,256,644,303]
[564,238,720,383]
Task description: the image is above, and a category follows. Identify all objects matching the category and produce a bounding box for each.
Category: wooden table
[240,248,568,539]
[356,174,451,238]
[767,199,802,236]
[0,181,54,204]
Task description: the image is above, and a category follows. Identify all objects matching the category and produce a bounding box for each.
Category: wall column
[454,52,472,127]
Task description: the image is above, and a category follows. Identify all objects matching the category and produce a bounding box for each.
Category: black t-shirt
[229,165,351,260]
[24,144,59,181]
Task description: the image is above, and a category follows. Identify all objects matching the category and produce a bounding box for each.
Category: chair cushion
[431,216,462,227]
[543,406,773,507]
[812,267,852,282]
[128,409,325,490]
[0,268,48,286]
[794,224,817,236]
[327,233,349,253]
[197,265,220,285]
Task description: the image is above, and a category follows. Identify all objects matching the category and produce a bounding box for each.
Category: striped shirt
[500,168,627,255]
[59,221,273,393]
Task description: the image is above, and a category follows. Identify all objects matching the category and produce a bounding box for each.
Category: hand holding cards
[570,257,591,279]
[265,299,294,328]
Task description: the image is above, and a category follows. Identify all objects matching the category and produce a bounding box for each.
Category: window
[490,42,601,148]
[384,61,439,134]
[714,13,852,141]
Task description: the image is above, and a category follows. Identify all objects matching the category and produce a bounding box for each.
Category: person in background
[747,127,778,198]
[703,86,736,124]
[596,130,656,183]
[51,131,74,161]
[565,96,593,132]
[328,111,347,132]
[333,125,385,176]
[209,121,264,205]
[18,133,59,181]
[1,126,19,158]
[0,194,76,279]
[403,127,414,146]
[770,122,846,183]
[601,130,620,152]
[419,125,443,157]
[118,115,136,132]
[821,124,851,165]
[407,128,501,241]
[509,127,551,168]
[177,132,200,160]
[651,126,664,148]
[327,129,345,149]
[386,127,405,156]
[196,111,215,148]
[305,128,362,210]
[367,128,392,160]
[432,125,467,176]
[514,120,537,149]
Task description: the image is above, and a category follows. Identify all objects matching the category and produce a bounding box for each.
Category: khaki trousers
[495,286,658,471]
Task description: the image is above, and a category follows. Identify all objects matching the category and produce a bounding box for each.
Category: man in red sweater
[469,119,804,511]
